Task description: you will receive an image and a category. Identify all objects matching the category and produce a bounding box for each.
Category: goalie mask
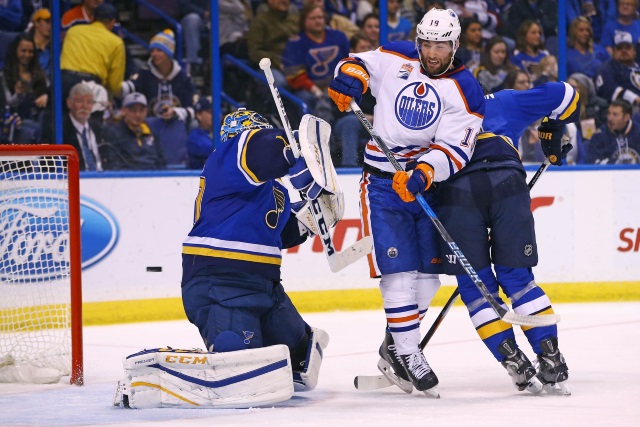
[415,8,461,76]
[220,108,273,142]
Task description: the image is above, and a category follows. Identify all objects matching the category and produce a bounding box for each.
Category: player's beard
[421,54,452,77]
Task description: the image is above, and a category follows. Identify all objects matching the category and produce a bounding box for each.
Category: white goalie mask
[415,8,461,74]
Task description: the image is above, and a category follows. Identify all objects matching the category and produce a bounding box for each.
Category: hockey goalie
[115,109,341,409]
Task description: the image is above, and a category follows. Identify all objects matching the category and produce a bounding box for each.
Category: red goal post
[0,144,83,385]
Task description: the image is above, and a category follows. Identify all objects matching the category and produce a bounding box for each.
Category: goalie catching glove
[328,61,370,112]
[392,161,435,202]
[538,117,573,166]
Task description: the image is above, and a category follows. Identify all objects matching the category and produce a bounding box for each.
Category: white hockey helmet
[415,8,461,54]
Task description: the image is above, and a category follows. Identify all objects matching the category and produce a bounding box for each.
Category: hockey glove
[392,162,434,203]
[328,62,370,112]
[538,118,572,166]
[288,157,323,200]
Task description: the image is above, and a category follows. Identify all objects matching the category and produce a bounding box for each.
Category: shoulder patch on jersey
[379,41,419,61]
[396,63,414,80]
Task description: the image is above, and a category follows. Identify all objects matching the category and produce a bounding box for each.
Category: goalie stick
[349,99,560,328]
[354,154,558,390]
[259,58,372,272]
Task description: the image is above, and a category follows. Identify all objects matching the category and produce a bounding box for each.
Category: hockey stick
[259,58,372,272]
[355,156,556,391]
[349,99,560,327]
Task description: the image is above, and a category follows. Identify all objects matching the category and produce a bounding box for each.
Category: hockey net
[0,145,83,385]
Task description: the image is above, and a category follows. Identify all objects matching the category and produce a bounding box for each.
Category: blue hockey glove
[288,157,323,200]
[538,118,572,166]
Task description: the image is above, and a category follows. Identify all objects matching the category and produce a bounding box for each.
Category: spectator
[311,0,360,39]
[0,0,24,32]
[63,83,104,171]
[446,0,500,40]
[595,31,640,106]
[0,33,48,141]
[332,32,376,166]
[186,96,214,170]
[474,35,517,93]
[503,68,532,90]
[29,8,52,78]
[532,54,558,86]
[282,2,350,123]
[326,0,358,21]
[60,2,125,99]
[102,92,166,170]
[567,0,617,43]
[511,20,549,82]
[122,30,195,123]
[456,17,484,71]
[567,16,610,79]
[600,0,640,56]
[359,13,380,48]
[587,99,640,163]
[247,0,300,87]
[178,0,211,72]
[507,0,558,47]
[386,0,413,41]
[569,71,609,128]
[61,0,104,32]
[219,0,253,59]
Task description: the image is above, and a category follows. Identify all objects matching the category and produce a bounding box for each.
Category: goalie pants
[182,268,309,362]
[436,167,557,361]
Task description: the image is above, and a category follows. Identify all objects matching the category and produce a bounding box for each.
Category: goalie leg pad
[115,346,294,409]
[293,327,330,392]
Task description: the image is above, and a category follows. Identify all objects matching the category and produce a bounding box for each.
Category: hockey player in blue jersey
[181,108,331,392]
[428,81,579,395]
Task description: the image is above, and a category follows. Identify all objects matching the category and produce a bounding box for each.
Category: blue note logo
[80,196,118,269]
[395,82,441,130]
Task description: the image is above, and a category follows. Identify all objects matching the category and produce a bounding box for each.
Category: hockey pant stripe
[149,359,288,388]
[131,381,200,406]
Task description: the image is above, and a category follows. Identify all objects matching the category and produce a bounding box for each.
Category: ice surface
[1,303,639,426]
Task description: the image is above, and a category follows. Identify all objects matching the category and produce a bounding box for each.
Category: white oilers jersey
[341,41,485,182]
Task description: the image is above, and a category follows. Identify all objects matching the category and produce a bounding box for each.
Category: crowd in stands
[2,0,640,168]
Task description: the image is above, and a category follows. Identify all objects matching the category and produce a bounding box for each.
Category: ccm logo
[165,355,207,364]
[618,228,640,252]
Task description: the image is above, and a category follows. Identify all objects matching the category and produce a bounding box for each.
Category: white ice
[1,302,639,427]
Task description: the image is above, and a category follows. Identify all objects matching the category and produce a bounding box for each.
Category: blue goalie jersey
[182,128,295,282]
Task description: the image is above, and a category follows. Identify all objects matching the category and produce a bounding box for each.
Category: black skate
[498,338,543,394]
[535,337,570,395]
[377,329,413,394]
[399,351,440,397]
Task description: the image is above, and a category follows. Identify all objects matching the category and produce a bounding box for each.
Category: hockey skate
[535,337,570,396]
[398,351,440,398]
[498,338,543,394]
[377,330,413,394]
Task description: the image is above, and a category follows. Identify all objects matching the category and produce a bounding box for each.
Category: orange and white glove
[328,62,370,112]
[392,163,435,202]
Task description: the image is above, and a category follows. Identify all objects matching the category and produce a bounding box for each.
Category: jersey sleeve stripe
[551,82,578,120]
[240,129,262,183]
[450,79,484,119]
[558,90,580,121]
[429,144,464,171]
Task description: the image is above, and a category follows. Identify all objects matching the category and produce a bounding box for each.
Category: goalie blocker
[114,328,329,409]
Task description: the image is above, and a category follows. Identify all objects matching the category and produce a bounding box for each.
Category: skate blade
[543,381,571,396]
[421,385,440,398]
[377,358,413,394]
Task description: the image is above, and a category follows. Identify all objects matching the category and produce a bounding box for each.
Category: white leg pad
[293,327,330,392]
[114,345,294,409]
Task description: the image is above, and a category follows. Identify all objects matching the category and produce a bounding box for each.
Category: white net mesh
[0,156,72,378]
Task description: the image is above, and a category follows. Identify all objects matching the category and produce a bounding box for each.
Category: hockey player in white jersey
[328,8,485,396]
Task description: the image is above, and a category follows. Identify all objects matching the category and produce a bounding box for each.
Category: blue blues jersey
[595,58,640,104]
[182,128,301,282]
[463,82,580,170]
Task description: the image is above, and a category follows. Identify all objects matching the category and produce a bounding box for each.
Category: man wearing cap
[60,2,125,99]
[121,29,195,123]
[102,92,166,170]
[29,8,52,75]
[186,97,214,169]
[595,31,640,106]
